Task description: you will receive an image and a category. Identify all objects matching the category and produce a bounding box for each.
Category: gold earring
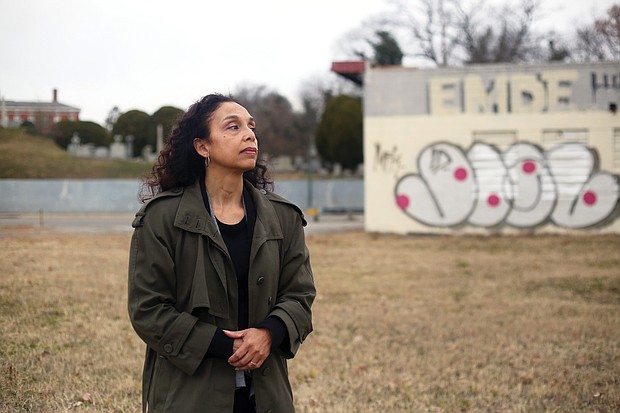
[204,155,210,168]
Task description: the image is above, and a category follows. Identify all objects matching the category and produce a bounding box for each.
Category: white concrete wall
[363,62,620,235]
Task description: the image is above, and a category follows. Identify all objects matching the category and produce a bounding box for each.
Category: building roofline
[331,60,366,86]
[4,101,80,111]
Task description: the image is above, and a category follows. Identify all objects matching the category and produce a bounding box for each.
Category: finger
[232,352,255,367]
[236,358,262,371]
[230,350,259,369]
[223,330,244,339]
[228,345,253,366]
[228,351,246,365]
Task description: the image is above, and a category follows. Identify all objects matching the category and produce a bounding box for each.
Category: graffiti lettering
[395,142,620,229]
[430,71,581,115]
[373,143,403,174]
[591,72,620,91]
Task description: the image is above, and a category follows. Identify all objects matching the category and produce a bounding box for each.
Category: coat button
[262,367,271,377]
[256,276,264,285]
[164,344,173,353]
[267,296,272,305]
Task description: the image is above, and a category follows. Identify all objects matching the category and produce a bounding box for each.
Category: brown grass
[1,229,619,412]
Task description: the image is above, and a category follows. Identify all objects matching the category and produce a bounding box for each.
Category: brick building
[0,89,80,134]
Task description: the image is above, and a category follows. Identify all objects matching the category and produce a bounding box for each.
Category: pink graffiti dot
[522,161,536,174]
[396,194,410,210]
[487,194,500,207]
[454,167,468,181]
[583,191,597,206]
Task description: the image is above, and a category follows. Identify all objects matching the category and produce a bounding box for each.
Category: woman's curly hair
[139,93,273,202]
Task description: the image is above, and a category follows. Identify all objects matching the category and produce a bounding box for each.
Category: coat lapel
[173,180,231,318]
[247,185,284,264]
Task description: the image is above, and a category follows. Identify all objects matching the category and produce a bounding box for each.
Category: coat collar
[173,179,217,236]
[173,179,285,243]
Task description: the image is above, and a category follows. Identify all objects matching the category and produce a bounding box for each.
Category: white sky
[0,0,616,125]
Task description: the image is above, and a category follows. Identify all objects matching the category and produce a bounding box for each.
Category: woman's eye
[227,124,239,130]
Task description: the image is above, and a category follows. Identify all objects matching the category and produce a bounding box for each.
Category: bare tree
[334,14,393,62]
[233,84,304,158]
[297,76,332,126]
[389,0,462,67]
[573,4,620,61]
[458,0,546,64]
[337,0,553,67]
[597,5,620,58]
[298,74,361,112]
[335,0,461,66]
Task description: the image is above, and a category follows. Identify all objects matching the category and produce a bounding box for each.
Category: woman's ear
[192,138,209,158]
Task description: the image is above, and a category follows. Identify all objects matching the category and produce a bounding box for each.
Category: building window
[541,129,588,149]
[472,130,517,150]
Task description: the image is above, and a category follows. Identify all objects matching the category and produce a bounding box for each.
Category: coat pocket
[148,355,173,412]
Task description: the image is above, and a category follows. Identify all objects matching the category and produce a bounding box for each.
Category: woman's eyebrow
[223,114,255,123]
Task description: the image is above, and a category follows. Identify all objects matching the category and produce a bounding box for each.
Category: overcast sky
[0,0,616,125]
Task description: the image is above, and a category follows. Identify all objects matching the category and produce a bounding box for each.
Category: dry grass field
[1,228,619,412]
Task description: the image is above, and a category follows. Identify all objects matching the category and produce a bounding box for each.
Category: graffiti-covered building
[353,60,620,234]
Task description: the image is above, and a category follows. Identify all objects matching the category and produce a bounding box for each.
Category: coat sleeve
[268,208,316,358]
[127,205,218,376]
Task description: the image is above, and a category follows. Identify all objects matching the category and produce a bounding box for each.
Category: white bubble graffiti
[395,142,620,229]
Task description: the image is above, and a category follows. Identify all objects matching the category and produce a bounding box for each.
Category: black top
[217,217,251,330]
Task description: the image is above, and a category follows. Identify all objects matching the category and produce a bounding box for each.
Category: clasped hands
[224,327,272,371]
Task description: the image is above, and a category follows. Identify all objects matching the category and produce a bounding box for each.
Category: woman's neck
[204,171,245,224]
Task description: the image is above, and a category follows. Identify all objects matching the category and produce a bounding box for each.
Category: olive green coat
[128,180,315,413]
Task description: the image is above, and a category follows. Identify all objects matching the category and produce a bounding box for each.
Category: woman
[128,93,316,413]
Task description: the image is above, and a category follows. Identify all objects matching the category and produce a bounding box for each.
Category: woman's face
[200,101,258,173]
